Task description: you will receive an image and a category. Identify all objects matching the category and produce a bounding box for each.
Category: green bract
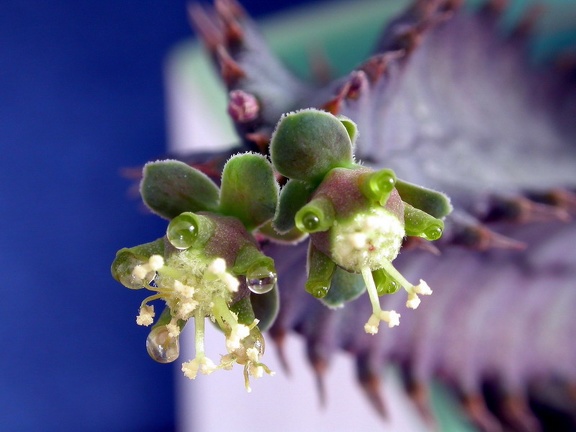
[270,109,452,334]
[270,108,355,184]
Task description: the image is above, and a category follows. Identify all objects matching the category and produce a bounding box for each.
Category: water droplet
[146,326,180,363]
[247,267,277,294]
[424,224,443,241]
[113,250,150,289]
[167,213,198,249]
[302,212,320,231]
[305,280,329,298]
[373,268,400,296]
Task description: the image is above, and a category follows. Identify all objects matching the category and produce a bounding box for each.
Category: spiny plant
[114,0,576,430]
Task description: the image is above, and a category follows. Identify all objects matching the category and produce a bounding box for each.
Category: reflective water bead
[113,250,150,289]
[301,212,320,231]
[305,280,330,298]
[146,325,180,363]
[167,212,198,249]
[247,267,277,294]
[424,223,443,241]
[373,268,400,296]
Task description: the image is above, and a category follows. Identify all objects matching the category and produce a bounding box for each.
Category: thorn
[269,327,291,376]
[309,356,328,407]
[359,51,405,84]
[463,393,504,432]
[393,26,425,55]
[188,4,222,52]
[344,71,367,100]
[407,380,436,427]
[228,90,259,123]
[215,0,244,47]
[501,394,541,432]
[451,223,527,251]
[322,71,367,115]
[216,45,245,85]
[245,131,271,153]
[482,195,571,224]
[356,354,387,418]
[529,188,576,214]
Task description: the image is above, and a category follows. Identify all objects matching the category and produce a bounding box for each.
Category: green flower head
[270,109,451,334]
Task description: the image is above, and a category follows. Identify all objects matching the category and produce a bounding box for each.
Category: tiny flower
[364,314,381,335]
[136,304,155,326]
[132,264,149,281]
[226,323,251,352]
[406,292,421,309]
[166,322,181,338]
[413,279,432,295]
[207,257,226,275]
[148,255,164,271]
[181,356,217,380]
[381,310,401,328]
[246,347,260,363]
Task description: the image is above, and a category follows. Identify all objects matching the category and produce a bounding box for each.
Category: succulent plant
[114,0,576,430]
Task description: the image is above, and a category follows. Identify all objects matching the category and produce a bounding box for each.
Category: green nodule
[403,204,444,241]
[295,196,335,233]
[373,268,400,296]
[305,244,336,299]
[360,168,397,205]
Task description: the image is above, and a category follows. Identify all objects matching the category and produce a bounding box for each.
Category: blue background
[0,1,319,431]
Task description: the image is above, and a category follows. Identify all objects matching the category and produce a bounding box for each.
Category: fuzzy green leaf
[219,153,278,231]
[338,115,358,144]
[270,109,354,184]
[140,160,219,219]
[395,179,453,218]
[273,179,315,234]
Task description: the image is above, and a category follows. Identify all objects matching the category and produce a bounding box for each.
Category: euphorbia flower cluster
[111,109,451,389]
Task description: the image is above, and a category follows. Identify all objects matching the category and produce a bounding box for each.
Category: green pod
[359,168,397,206]
[403,203,444,241]
[305,243,336,298]
[295,196,335,233]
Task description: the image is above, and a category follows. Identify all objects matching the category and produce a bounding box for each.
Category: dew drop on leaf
[247,267,277,294]
[146,325,180,363]
[166,213,198,249]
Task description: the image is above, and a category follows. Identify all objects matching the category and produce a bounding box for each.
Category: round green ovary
[330,206,404,272]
